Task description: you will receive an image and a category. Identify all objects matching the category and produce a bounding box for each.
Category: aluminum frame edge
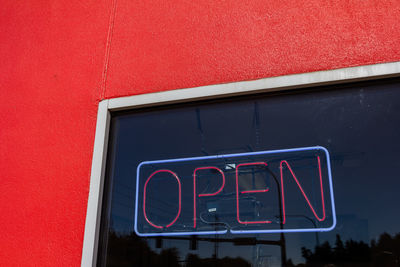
[81,99,110,267]
[107,61,400,111]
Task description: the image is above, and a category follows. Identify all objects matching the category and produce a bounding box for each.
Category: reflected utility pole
[266,167,287,266]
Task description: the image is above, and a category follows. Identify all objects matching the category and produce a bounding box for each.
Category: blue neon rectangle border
[134,146,337,237]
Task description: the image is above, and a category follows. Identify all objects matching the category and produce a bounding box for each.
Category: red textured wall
[1,0,399,266]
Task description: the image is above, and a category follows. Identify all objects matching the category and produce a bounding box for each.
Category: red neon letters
[143,169,181,229]
[142,158,326,229]
[235,162,271,224]
[280,157,325,224]
[193,166,225,228]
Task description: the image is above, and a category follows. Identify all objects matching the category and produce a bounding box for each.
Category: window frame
[81,61,400,267]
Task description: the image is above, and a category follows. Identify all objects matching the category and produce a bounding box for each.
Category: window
[81,63,400,266]
[95,77,400,266]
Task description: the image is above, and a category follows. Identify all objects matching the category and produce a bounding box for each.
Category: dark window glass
[98,78,400,266]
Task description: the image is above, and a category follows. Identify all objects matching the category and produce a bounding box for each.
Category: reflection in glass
[98,78,400,266]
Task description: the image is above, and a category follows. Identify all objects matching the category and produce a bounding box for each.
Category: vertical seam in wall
[100,0,118,100]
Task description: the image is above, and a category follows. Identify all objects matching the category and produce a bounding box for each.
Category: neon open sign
[134,146,336,236]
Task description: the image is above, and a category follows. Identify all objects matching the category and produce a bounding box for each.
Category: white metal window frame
[81,61,400,267]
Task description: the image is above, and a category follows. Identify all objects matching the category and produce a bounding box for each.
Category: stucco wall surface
[1,0,400,266]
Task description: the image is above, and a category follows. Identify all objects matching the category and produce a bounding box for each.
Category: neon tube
[279,156,326,224]
[135,146,336,236]
[236,162,271,224]
[143,169,182,229]
[193,166,225,228]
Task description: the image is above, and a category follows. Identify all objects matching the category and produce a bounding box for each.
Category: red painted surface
[0,1,111,266]
[105,0,400,98]
[0,0,400,265]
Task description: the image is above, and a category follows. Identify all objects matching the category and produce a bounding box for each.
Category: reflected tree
[296,232,400,266]
[106,232,180,267]
[105,231,400,266]
[184,253,250,267]
[106,231,251,267]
